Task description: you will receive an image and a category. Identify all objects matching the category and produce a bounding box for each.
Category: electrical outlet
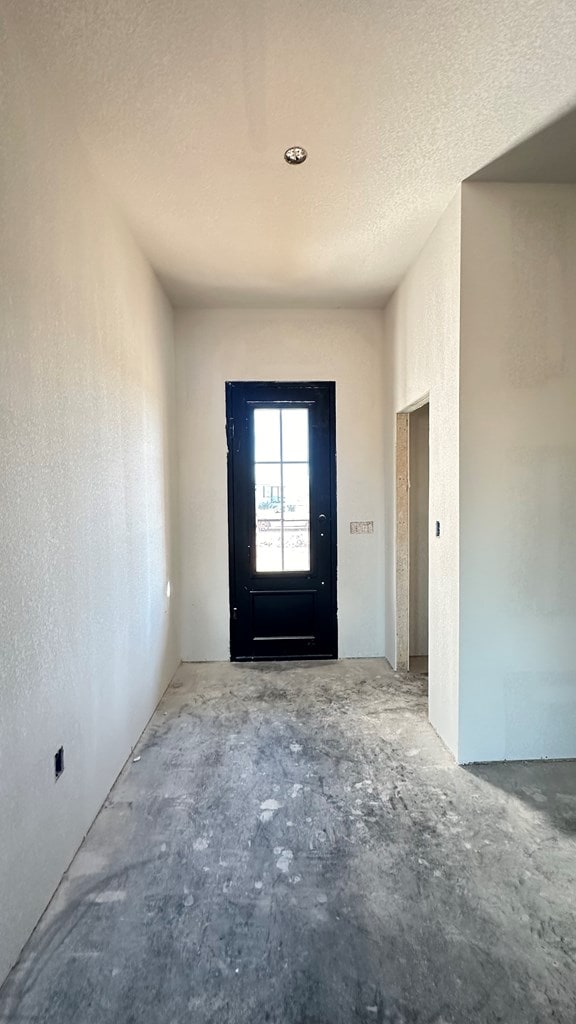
[350,521,374,534]
[54,746,64,780]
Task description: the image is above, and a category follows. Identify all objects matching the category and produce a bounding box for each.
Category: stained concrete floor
[1,660,576,1024]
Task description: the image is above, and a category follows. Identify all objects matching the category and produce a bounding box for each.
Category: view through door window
[254,407,310,572]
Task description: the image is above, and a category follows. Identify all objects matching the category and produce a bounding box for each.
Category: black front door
[226,381,337,661]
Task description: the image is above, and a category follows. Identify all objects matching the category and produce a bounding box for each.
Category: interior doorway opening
[408,403,429,675]
[395,401,429,677]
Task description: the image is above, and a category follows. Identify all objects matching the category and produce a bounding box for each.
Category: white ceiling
[470,107,576,183]
[7,0,576,307]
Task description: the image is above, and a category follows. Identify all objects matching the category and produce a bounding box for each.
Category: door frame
[395,394,429,671]
[226,380,338,661]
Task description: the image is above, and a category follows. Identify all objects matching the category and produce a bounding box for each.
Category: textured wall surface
[382,194,461,757]
[459,184,576,761]
[175,308,387,661]
[0,16,179,985]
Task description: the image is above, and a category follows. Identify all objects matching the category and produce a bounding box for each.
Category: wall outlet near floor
[54,746,64,780]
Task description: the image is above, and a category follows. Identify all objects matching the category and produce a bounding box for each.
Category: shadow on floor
[464,759,576,835]
[409,656,428,677]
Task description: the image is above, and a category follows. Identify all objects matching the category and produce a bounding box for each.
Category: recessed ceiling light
[284,146,308,165]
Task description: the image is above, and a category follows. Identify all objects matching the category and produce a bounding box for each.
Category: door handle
[318,514,327,522]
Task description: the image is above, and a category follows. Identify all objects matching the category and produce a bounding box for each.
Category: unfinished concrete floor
[1,659,576,1024]
[408,656,428,677]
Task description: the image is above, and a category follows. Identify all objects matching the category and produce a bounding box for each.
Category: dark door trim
[226,381,337,661]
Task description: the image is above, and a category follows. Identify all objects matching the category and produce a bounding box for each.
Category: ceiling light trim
[284,146,308,165]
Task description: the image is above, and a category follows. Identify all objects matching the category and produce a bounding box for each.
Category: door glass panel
[282,463,310,570]
[254,408,281,462]
[254,463,283,571]
[281,408,308,462]
[254,407,310,572]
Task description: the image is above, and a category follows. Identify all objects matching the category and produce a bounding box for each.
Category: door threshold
[231,654,338,663]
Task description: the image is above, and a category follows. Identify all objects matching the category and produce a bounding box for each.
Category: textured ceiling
[5,0,576,306]
[470,107,576,183]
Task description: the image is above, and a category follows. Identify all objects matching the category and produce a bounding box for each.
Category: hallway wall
[382,193,461,757]
[459,183,576,761]
[0,15,179,986]
[175,308,387,661]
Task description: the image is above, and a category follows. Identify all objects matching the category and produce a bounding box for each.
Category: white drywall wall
[0,17,179,986]
[409,404,430,656]
[382,194,461,756]
[459,184,576,762]
[175,309,387,661]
